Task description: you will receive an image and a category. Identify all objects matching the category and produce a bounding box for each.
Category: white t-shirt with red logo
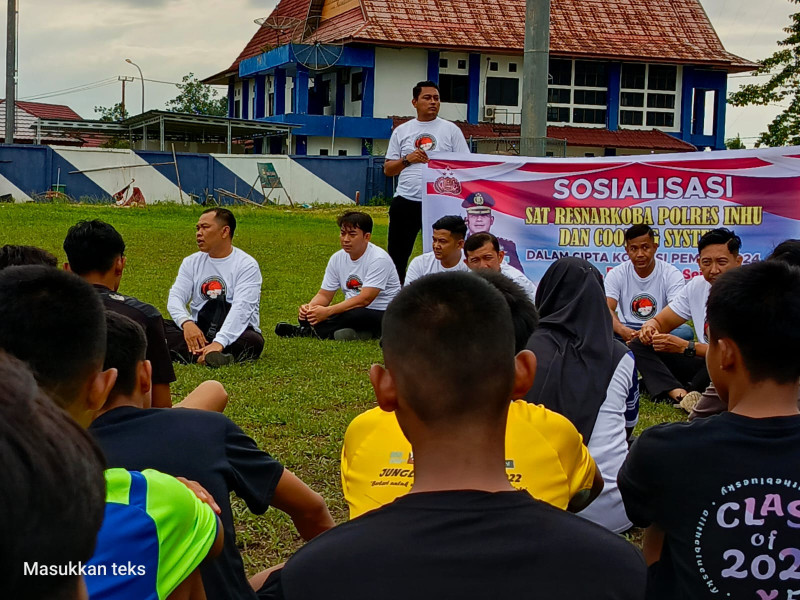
[604,259,686,330]
[404,251,469,285]
[668,274,711,342]
[167,247,262,348]
[321,243,401,311]
[386,117,470,202]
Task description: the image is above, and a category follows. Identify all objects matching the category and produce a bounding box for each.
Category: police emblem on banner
[433,166,462,196]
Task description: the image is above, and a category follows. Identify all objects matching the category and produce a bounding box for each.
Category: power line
[20,77,118,101]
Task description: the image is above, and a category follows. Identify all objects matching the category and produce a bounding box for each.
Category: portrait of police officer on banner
[462,191,523,272]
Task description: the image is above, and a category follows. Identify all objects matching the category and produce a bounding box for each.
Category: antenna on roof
[290,16,344,72]
[255,15,302,47]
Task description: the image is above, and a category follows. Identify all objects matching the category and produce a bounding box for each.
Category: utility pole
[5,0,17,144]
[118,76,134,118]
[519,0,550,157]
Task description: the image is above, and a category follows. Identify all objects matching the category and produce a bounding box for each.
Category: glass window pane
[646,111,675,127]
[621,92,644,107]
[457,59,467,70]
[547,106,570,122]
[647,93,675,109]
[574,61,608,88]
[648,65,677,91]
[486,77,520,106]
[574,89,607,106]
[547,88,571,103]
[620,110,643,126]
[439,74,469,104]
[549,58,572,86]
[573,107,606,124]
[621,64,646,89]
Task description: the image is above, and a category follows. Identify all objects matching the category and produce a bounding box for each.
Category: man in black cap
[462,191,523,272]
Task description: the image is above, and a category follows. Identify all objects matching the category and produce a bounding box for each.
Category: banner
[422,147,800,284]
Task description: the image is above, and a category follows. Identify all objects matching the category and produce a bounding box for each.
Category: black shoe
[275,322,315,338]
[204,351,234,368]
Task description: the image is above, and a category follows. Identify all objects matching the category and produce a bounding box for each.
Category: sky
[0,0,794,146]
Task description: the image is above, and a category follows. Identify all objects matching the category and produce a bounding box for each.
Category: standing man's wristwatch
[683,340,696,357]
[401,155,411,168]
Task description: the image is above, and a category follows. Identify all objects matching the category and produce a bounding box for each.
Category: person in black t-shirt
[618,260,800,600]
[64,219,227,411]
[90,312,335,600]
[276,272,646,600]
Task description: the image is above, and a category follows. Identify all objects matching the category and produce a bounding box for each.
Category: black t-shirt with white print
[618,412,800,600]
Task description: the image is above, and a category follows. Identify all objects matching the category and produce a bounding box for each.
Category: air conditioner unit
[484,106,496,121]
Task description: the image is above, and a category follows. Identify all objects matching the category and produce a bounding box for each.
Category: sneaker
[204,351,234,368]
[333,328,373,341]
[275,322,301,338]
[678,391,702,413]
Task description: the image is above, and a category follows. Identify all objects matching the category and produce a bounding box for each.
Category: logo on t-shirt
[630,294,657,321]
[414,133,437,152]
[346,274,363,292]
[200,276,227,300]
[693,477,800,598]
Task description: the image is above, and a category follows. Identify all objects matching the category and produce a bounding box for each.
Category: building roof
[0,100,86,145]
[1,100,83,121]
[207,0,756,83]
[392,117,697,151]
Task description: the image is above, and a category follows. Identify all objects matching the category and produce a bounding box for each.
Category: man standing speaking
[384,80,470,283]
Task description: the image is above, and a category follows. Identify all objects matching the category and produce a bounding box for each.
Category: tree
[166,73,228,116]
[94,103,129,122]
[725,134,746,150]
[728,0,800,146]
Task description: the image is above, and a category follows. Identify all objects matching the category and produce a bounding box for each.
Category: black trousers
[387,195,422,284]
[629,339,710,399]
[300,308,384,340]
[164,299,264,363]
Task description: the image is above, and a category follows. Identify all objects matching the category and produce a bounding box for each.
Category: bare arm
[383,148,428,176]
[151,383,172,409]
[299,289,336,321]
[567,467,604,513]
[639,306,686,345]
[642,524,666,566]
[306,287,381,325]
[270,470,335,541]
[606,298,638,342]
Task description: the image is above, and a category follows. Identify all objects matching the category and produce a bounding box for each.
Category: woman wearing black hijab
[525,257,638,533]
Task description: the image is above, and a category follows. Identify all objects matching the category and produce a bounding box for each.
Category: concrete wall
[306,136,363,157]
[373,47,428,119]
[0,145,382,206]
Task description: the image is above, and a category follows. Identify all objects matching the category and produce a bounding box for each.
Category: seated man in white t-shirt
[605,224,692,343]
[462,233,537,302]
[404,215,469,285]
[629,228,743,403]
[165,208,264,367]
[275,211,401,341]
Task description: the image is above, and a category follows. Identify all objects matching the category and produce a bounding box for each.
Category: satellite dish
[291,16,344,72]
[255,15,302,46]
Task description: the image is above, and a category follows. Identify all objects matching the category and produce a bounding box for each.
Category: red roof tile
[392,117,697,151]
[0,100,83,121]
[208,0,755,82]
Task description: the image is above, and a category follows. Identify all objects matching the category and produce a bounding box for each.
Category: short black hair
[768,239,800,267]
[104,312,147,399]
[432,215,467,241]
[0,245,58,270]
[63,220,125,275]
[413,80,439,99]
[463,232,500,255]
[707,260,800,384]
[698,228,741,255]
[202,207,236,238]
[624,224,655,242]
[0,351,106,600]
[0,266,107,409]
[337,211,373,234]
[381,272,515,425]
[473,270,539,353]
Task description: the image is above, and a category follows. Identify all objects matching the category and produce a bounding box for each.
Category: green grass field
[0,202,684,570]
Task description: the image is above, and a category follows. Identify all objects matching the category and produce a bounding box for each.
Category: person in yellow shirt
[341,269,603,519]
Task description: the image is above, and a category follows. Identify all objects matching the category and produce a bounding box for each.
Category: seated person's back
[619,260,800,600]
[525,257,639,533]
[278,272,646,600]
[90,312,334,600]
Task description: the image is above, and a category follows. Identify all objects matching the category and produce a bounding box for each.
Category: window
[268,93,274,116]
[547,58,608,127]
[234,100,241,118]
[439,58,449,68]
[439,74,469,103]
[509,63,517,73]
[486,77,519,106]
[351,71,363,102]
[619,63,680,130]
[338,149,347,156]
[319,148,329,155]
[457,59,467,70]
[489,62,499,72]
